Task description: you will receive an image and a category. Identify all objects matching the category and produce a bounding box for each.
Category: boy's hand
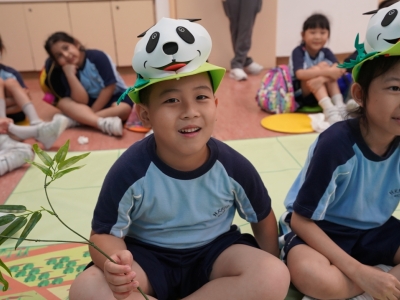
[354,264,400,300]
[0,118,13,134]
[104,250,139,300]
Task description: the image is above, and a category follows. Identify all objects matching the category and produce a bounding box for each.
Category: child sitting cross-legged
[68,18,290,300]
[280,3,400,300]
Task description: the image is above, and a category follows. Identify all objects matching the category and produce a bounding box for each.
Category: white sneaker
[63,115,80,129]
[98,117,123,136]
[346,99,359,112]
[0,134,31,151]
[30,119,43,126]
[245,62,264,75]
[323,106,343,125]
[36,114,69,150]
[229,68,248,81]
[336,104,348,119]
[0,147,34,176]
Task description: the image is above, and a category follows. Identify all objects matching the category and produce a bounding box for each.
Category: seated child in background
[0,36,42,125]
[0,73,69,150]
[279,4,400,300]
[43,32,133,137]
[289,13,345,124]
[69,18,290,300]
[0,117,33,176]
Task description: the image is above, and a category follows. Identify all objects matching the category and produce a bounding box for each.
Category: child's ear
[351,83,364,107]
[135,104,152,128]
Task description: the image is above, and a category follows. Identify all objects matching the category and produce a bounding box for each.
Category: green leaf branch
[0,140,148,299]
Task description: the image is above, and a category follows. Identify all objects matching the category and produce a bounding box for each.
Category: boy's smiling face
[136,72,218,171]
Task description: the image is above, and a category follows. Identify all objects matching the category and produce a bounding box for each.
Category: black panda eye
[176,26,195,44]
[381,9,398,27]
[146,31,160,53]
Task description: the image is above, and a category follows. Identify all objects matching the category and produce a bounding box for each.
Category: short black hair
[379,0,399,9]
[302,14,330,34]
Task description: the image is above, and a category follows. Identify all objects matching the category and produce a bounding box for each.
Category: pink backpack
[255,65,298,114]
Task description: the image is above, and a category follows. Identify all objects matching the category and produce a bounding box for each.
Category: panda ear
[185,18,202,22]
[363,9,378,15]
[138,30,149,38]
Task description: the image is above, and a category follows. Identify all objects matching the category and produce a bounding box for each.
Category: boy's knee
[252,256,290,300]
[69,266,106,300]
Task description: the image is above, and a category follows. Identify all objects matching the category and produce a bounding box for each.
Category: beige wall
[173,0,277,70]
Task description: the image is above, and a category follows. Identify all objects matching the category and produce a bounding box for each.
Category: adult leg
[231,0,261,69]
[288,244,364,299]
[223,0,248,80]
[69,261,157,300]
[4,78,42,125]
[183,244,290,300]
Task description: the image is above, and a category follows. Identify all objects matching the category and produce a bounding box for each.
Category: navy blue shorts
[7,111,26,123]
[293,80,319,108]
[85,225,259,300]
[282,213,400,266]
[88,92,133,108]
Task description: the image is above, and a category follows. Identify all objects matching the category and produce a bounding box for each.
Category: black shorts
[85,225,259,300]
[7,111,26,123]
[282,213,400,266]
[293,80,319,107]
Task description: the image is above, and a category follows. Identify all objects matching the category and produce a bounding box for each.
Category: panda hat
[341,1,400,82]
[120,18,226,104]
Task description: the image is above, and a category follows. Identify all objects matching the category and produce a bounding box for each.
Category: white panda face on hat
[132,18,212,79]
[364,2,400,53]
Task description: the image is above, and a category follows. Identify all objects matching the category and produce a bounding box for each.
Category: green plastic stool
[296,105,322,113]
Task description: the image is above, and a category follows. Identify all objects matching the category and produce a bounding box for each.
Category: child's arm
[89,231,139,298]
[90,83,116,112]
[291,212,400,299]
[251,210,279,257]
[62,64,89,104]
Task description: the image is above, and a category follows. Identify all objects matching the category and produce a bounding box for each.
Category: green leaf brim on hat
[338,34,400,82]
[118,63,226,104]
[352,42,400,82]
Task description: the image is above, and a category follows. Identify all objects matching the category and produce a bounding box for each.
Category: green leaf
[33,145,53,167]
[58,152,90,170]
[30,162,52,177]
[0,205,26,213]
[54,165,85,180]
[0,215,15,226]
[0,217,27,247]
[15,212,42,249]
[0,259,12,277]
[31,144,42,155]
[54,140,70,164]
[0,270,9,291]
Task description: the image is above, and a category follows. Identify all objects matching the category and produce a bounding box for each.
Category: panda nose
[163,42,179,55]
